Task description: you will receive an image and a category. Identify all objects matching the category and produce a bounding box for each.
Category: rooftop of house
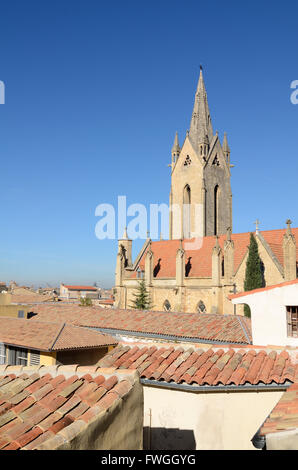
[28,303,252,345]
[97,342,298,389]
[10,287,54,304]
[260,383,298,436]
[229,278,298,300]
[0,317,118,352]
[0,364,138,450]
[130,228,298,279]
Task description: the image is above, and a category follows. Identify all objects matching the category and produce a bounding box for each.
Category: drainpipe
[251,420,267,450]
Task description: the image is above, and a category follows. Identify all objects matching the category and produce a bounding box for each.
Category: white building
[230,279,298,347]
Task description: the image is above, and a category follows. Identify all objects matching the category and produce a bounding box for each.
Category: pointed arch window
[214,185,219,236]
[183,184,191,238]
[164,300,171,312]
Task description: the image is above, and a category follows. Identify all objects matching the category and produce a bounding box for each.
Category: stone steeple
[222,132,230,153]
[171,131,180,166]
[283,219,297,281]
[222,132,230,164]
[169,67,233,240]
[171,131,180,154]
[189,66,213,153]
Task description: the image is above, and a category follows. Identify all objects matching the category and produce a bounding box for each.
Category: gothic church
[114,69,298,315]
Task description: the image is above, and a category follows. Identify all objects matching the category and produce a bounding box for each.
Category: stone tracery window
[164,300,171,312]
[212,155,220,166]
[184,155,192,166]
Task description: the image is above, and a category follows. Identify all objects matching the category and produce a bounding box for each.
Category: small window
[137,268,144,279]
[286,306,298,337]
[7,346,28,366]
[16,348,28,366]
[18,310,24,318]
[164,300,171,312]
[0,343,6,365]
[197,300,206,314]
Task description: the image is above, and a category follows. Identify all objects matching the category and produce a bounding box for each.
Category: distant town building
[60,283,99,300]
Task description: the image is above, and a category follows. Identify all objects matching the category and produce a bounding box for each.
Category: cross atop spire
[189,67,214,152]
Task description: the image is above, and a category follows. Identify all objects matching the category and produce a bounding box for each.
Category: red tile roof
[261,228,298,268]
[229,279,298,300]
[260,383,298,436]
[62,285,98,291]
[97,299,114,305]
[98,343,298,388]
[0,317,117,351]
[0,365,137,450]
[28,304,252,345]
[130,228,298,279]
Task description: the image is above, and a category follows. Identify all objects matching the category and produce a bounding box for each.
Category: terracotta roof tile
[0,317,117,352]
[98,343,298,389]
[63,285,98,291]
[131,228,298,280]
[28,303,252,344]
[0,365,139,450]
[260,383,298,436]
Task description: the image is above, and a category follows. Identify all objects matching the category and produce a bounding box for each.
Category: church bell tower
[169,67,233,240]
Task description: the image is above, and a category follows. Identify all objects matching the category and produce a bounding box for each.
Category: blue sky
[0,0,297,288]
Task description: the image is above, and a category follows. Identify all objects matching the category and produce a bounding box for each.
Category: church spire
[189,66,213,153]
[171,131,180,166]
[222,132,230,153]
[171,131,180,154]
[222,132,230,164]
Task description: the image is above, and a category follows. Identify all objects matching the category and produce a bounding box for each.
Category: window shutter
[286,306,292,336]
[286,306,298,338]
[8,346,16,365]
[30,350,40,366]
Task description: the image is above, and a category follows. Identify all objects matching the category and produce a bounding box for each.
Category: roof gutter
[140,378,291,393]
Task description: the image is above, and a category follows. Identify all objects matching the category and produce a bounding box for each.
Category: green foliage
[243,233,264,317]
[79,296,92,307]
[130,280,153,310]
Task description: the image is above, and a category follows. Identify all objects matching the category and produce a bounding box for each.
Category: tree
[243,233,264,317]
[130,280,153,310]
[79,296,92,307]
